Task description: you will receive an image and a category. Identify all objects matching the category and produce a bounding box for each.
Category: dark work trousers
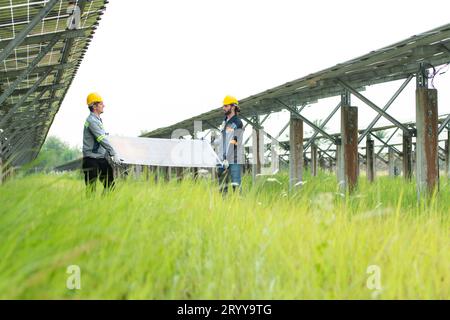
[217,163,242,195]
[82,157,115,192]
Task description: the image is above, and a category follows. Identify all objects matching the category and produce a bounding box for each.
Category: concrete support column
[416,87,439,195]
[135,165,142,179]
[191,167,198,180]
[176,167,183,182]
[271,138,279,174]
[0,154,3,186]
[340,105,358,192]
[336,142,344,185]
[366,136,375,182]
[403,134,413,180]
[289,116,303,189]
[164,167,171,182]
[388,148,395,177]
[211,131,217,182]
[252,125,263,181]
[446,130,450,179]
[311,143,318,177]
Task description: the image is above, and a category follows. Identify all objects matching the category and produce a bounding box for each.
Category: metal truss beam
[358,75,413,143]
[0,63,73,81]
[0,34,61,106]
[337,79,412,135]
[274,98,337,143]
[438,113,450,134]
[371,131,401,156]
[241,116,290,151]
[0,0,60,63]
[0,68,54,129]
[375,128,400,157]
[0,28,87,51]
[304,102,341,151]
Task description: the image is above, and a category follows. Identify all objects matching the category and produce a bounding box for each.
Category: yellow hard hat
[86,92,103,106]
[223,95,239,106]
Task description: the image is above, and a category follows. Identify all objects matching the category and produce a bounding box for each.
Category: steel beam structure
[0,34,61,106]
[337,79,411,135]
[0,0,60,63]
[304,102,341,151]
[275,98,337,143]
[358,75,414,143]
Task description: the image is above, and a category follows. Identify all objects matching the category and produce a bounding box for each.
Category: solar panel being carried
[0,0,108,167]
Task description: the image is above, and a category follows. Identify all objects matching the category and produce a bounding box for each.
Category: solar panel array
[142,23,450,138]
[0,0,108,166]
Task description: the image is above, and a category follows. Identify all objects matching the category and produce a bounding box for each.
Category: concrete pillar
[211,131,217,182]
[135,165,142,179]
[336,142,344,185]
[164,167,171,182]
[340,105,358,192]
[176,167,183,182]
[289,116,303,189]
[311,143,318,177]
[416,87,439,195]
[366,136,375,182]
[252,126,263,181]
[191,167,198,180]
[388,148,396,177]
[403,134,413,180]
[446,130,450,179]
[271,138,279,174]
[0,155,3,185]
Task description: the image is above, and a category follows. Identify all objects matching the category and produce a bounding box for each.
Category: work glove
[110,155,124,166]
[222,159,229,170]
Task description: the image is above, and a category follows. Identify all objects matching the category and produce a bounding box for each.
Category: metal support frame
[372,131,401,156]
[375,128,400,157]
[0,68,54,129]
[0,0,60,63]
[358,75,414,143]
[244,112,271,145]
[337,79,411,135]
[274,98,337,143]
[304,102,341,151]
[438,113,450,134]
[0,34,61,106]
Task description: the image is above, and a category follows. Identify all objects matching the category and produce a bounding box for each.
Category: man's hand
[222,159,229,169]
[110,156,124,166]
[229,139,238,145]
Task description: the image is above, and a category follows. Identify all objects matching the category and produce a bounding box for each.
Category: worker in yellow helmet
[82,92,121,193]
[213,95,244,194]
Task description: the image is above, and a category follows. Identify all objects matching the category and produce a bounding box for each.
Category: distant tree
[33,136,81,171]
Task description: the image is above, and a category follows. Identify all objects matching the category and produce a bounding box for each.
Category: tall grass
[0,170,448,299]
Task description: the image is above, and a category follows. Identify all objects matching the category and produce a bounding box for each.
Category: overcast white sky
[48,0,450,148]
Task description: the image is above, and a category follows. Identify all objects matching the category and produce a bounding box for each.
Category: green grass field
[0,170,448,299]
